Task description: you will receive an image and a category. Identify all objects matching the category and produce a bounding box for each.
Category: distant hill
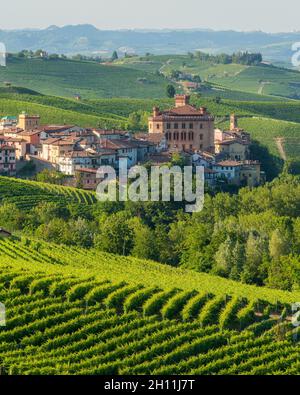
[0,25,300,66]
[117,54,300,99]
[0,57,168,99]
[2,55,300,100]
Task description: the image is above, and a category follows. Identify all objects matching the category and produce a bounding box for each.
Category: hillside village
[0,95,264,189]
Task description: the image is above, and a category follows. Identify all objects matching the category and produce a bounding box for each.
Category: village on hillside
[0,95,264,190]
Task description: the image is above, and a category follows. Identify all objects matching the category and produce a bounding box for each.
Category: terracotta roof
[18,130,41,136]
[75,168,98,174]
[100,138,150,150]
[162,104,208,116]
[42,138,62,145]
[215,139,246,146]
[135,133,165,144]
[93,129,127,136]
[40,125,75,132]
[5,137,27,143]
[215,160,242,167]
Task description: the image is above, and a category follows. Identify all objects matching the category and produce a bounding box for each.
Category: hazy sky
[2,0,300,32]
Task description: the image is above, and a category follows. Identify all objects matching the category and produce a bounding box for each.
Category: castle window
[182,123,186,129]
[200,134,203,140]
[200,144,203,149]
[156,124,160,129]
[166,123,171,129]
[189,123,193,129]
[200,124,203,129]
[174,123,178,129]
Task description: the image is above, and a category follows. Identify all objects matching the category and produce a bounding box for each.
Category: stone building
[148,95,215,152]
[17,112,40,130]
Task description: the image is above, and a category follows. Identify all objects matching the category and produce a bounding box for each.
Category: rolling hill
[0,57,168,99]
[118,55,300,99]
[2,86,300,161]
[0,236,298,375]
[1,25,300,66]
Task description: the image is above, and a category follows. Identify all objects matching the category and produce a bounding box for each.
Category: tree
[111,51,118,61]
[94,212,133,255]
[0,203,24,231]
[129,217,158,260]
[269,228,290,261]
[68,218,94,248]
[34,218,70,244]
[241,233,268,285]
[36,169,66,185]
[166,84,176,98]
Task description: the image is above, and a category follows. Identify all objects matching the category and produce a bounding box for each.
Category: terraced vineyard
[0,237,299,375]
[0,176,97,210]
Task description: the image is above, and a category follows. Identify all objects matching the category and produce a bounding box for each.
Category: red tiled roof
[162,104,207,116]
[215,160,242,167]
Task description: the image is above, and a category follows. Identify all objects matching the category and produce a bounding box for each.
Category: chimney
[175,94,190,108]
[153,106,160,117]
[230,114,238,131]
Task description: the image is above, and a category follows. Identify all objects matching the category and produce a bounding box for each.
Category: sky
[2,0,300,33]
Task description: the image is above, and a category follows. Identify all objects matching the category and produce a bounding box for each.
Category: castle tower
[175,94,190,108]
[17,112,40,130]
[230,114,238,131]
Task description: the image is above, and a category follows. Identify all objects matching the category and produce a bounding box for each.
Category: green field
[0,236,299,375]
[0,176,96,211]
[2,85,300,160]
[0,57,168,99]
[117,55,300,99]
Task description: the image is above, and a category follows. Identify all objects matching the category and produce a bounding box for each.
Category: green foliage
[166,84,176,98]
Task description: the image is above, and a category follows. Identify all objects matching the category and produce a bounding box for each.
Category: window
[200,144,203,149]
[189,123,193,129]
[156,124,160,129]
[200,134,203,140]
[166,123,171,129]
[182,123,186,129]
[174,123,178,129]
[200,124,203,129]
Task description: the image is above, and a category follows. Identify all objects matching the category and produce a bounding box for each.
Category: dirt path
[275,137,287,161]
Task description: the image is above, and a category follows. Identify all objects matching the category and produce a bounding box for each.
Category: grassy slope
[117,55,300,99]
[0,236,298,304]
[0,57,168,99]
[0,257,298,375]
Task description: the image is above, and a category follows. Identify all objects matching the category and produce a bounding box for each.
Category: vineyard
[0,176,96,210]
[0,236,299,375]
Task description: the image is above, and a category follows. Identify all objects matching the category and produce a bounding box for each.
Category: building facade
[148,95,215,152]
[0,145,16,175]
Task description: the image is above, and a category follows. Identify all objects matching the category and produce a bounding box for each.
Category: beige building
[148,95,215,152]
[17,112,40,130]
[215,139,249,161]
